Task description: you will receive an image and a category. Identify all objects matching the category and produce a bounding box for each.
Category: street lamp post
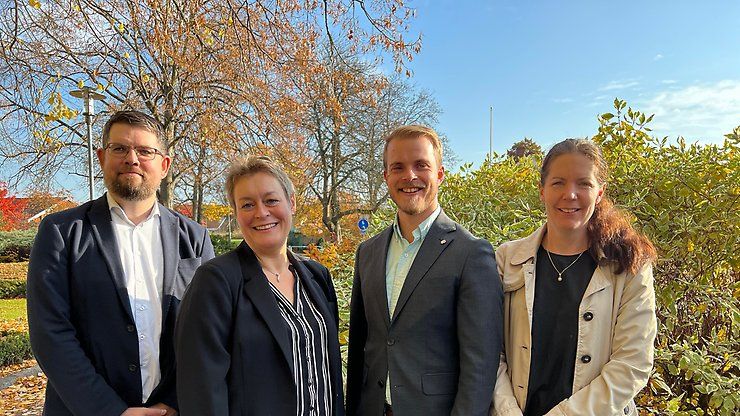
[70,87,106,201]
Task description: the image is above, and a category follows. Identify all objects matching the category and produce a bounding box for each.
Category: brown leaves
[0,372,46,415]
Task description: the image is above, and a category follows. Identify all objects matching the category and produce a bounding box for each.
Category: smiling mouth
[400,187,424,194]
[558,208,580,213]
[253,223,278,231]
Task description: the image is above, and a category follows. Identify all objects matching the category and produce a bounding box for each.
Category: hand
[150,403,178,416]
[120,408,167,416]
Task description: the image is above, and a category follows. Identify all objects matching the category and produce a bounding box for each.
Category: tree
[0,182,28,230]
[296,48,441,241]
[506,137,542,160]
[0,0,421,209]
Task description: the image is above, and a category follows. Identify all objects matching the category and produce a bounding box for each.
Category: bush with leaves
[0,229,36,263]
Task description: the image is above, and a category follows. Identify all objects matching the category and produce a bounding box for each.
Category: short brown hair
[102,110,166,151]
[225,155,295,210]
[383,125,443,168]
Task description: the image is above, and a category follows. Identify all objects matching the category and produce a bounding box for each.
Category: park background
[0,0,738,414]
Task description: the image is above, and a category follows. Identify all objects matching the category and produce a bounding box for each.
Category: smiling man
[346,125,504,416]
[27,110,214,416]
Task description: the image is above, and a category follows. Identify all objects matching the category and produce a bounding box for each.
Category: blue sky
[404,0,740,166]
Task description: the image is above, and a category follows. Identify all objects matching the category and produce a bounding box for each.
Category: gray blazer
[346,211,504,416]
[27,194,215,416]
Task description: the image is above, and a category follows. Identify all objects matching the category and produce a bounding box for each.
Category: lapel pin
[440,239,447,245]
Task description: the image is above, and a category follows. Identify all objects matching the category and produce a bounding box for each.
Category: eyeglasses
[104,143,166,161]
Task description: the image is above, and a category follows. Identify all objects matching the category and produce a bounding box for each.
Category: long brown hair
[540,138,657,274]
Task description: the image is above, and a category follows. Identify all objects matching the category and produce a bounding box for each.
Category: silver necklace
[263,268,281,283]
[256,256,286,283]
[546,249,584,282]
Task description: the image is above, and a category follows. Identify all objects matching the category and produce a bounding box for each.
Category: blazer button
[129,364,138,372]
[583,312,594,321]
[581,355,592,363]
[387,339,395,346]
[126,324,135,332]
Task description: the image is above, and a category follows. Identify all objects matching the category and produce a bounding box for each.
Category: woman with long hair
[493,138,657,416]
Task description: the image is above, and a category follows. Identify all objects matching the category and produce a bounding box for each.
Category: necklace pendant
[557,274,563,282]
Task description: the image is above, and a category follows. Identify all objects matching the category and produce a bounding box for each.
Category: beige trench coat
[491,226,656,416]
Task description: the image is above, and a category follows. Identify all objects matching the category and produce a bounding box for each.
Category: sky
[402,0,740,167]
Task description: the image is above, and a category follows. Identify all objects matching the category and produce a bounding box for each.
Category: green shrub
[0,229,36,263]
[210,234,241,256]
[0,279,25,298]
[0,331,33,367]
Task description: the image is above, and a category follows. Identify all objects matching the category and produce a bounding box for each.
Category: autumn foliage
[0,183,28,231]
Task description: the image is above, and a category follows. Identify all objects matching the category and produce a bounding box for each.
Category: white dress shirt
[107,193,164,403]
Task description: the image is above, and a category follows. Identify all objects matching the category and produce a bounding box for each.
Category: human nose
[562,183,577,199]
[253,202,270,218]
[122,147,140,164]
[401,166,418,181]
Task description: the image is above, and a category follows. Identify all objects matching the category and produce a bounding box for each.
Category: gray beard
[105,175,157,201]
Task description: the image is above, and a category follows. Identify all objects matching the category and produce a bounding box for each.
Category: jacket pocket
[422,372,457,395]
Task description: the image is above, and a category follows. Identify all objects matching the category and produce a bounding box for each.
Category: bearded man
[27,110,215,416]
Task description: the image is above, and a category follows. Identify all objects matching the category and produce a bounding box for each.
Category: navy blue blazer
[26,194,215,416]
[175,242,345,416]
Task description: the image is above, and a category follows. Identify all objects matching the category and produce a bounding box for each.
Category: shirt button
[139,305,146,311]
[126,324,135,332]
[128,364,137,372]
[583,312,594,321]
[581,355,592,363]
[624,406,630,415]
[139,334,146,340]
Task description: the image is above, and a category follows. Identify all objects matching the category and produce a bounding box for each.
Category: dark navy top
[524,246,597,416]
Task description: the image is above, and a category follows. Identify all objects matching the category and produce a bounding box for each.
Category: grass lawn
[0,298,27,321]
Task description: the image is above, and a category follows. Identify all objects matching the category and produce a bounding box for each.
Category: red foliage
[0,183,28,231]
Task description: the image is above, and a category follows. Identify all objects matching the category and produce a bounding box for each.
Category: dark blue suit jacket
[27,194,215,416]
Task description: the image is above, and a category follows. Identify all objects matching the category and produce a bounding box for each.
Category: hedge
[0,230,36,263]
[0,280,26,299]
[0,332,33,367]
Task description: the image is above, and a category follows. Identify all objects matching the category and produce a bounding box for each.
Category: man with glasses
[27,110,215,416]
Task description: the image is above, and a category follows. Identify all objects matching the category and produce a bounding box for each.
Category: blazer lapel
[159,206,179,322]
[367,227,393,329]
[237,243,294,375]
[86,195,134,320]
[391,212,456,322]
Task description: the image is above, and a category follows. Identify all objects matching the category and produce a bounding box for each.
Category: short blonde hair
[225,155,295,210]
[382,125,443,168]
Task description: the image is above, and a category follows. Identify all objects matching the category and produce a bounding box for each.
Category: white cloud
[553,97,574,103]
[661,79,677,85]
[640,80,740,143]
[599,79,640,91]
[653,54,663,61]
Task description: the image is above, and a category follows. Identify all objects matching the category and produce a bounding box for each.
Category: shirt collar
[106,192,160,224]
[392,205,441,243]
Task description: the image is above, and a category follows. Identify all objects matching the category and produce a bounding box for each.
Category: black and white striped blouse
[269,269,333,416]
